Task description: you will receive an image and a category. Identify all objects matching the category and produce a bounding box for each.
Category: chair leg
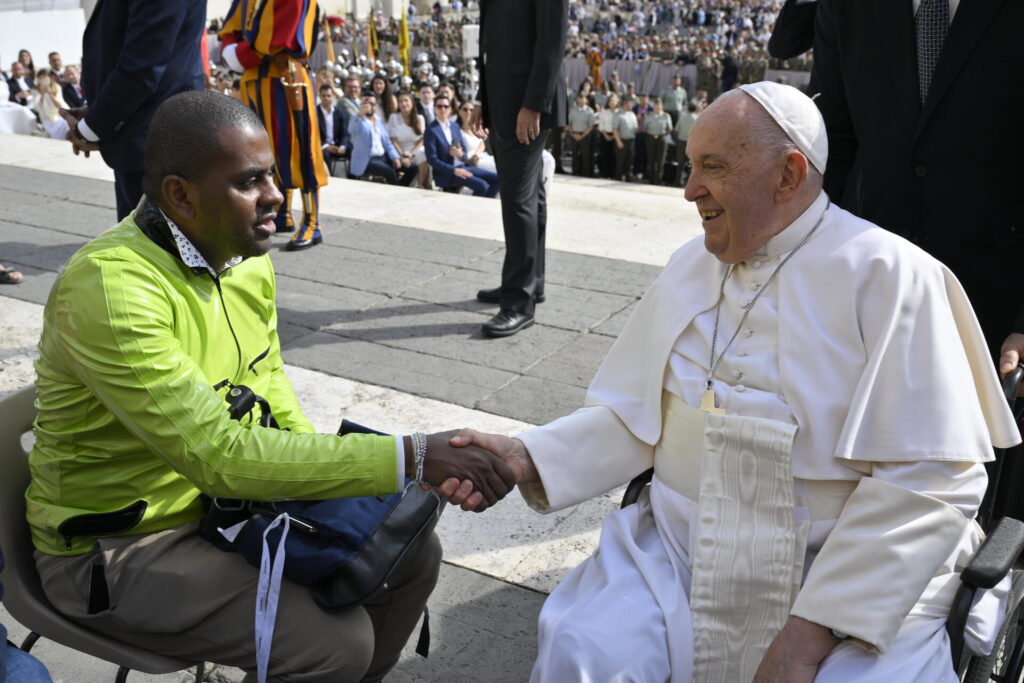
[115,665,130,683]
[196,662,206,682]
[20,631,41,652]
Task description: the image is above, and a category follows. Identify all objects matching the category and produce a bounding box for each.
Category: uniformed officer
[644,97,672,185]
[612,95,638,181]
[566,92,597,177]
[659,74,688,128]
[673,102,699,187]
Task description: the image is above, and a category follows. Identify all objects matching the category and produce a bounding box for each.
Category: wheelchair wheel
[963,570,1024,683]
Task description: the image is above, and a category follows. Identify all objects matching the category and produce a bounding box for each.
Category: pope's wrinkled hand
[752,616,836,683]
[998,333,1024,393]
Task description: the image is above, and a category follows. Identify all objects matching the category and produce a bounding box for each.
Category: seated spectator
[417,84,436,126]
[61,65,86,108]
[339,75,362,118]
[16,49,35,88]
[47,51,66,85]
[7,61,31,106]
[455,99,495,173]
[0,70,36,135]
[27,90,513,682]
[2,551,52,681]
[316,83,350,176]
[424,95,499,197]
[387,91,429,187]
[370,74,397,125]
[31,69,69,140]
[348,95,416,185]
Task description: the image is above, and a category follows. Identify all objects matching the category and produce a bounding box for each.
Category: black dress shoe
[476,287,546,304]
[482,309,535,338]
[285,235,323,251]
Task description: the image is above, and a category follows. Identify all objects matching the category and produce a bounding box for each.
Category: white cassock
[518,191,1021,683]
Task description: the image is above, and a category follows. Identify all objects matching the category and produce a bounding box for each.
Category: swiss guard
[221,0,330,251]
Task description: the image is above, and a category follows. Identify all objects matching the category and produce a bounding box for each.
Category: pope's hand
[449,429,540,484]
[415,431,517,512]
[752,616,836,683]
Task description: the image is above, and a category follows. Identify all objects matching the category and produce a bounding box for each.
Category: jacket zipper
[248,346,271,376]
[211,274,243,380]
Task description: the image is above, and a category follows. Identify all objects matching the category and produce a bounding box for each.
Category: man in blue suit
[63,0,206,219]
[424,96,499,197]
[347,95,415,186]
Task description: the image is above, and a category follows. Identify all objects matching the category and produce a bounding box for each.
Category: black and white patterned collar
[159,209,243,277]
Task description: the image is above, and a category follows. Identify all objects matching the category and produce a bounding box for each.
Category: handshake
[406,430,540,512]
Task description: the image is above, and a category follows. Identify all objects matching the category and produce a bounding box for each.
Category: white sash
[654,392,805,682]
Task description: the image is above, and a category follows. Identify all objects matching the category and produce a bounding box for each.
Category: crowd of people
[1,49,85,139]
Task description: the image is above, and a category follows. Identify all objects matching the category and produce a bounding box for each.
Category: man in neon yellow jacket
[27,91,513,682]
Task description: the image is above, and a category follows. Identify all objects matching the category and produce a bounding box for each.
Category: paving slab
[0,187,116,238]
[477,375,587,426]
[524,333,615,388]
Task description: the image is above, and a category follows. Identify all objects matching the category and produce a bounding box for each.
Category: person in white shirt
[387,91,429,187]
[31,69,70,140]
[449,82,1018,682]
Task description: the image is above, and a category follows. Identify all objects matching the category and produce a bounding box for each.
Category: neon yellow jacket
[27,202,400,555]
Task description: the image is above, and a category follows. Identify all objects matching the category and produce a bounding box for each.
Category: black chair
[619,366,1024,682]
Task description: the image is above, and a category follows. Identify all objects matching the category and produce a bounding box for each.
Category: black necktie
[915,0,949,104]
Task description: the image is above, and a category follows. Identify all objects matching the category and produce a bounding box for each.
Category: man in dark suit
[63,0,205,220]
[813,0,1024,372]
[424,96,499,197]
[316,83,350,176]
[471,0,569,338]
[61,65,86,108]
[7,61,31,106]
[768,0,817,60]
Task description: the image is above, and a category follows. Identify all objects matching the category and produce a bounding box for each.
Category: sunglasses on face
[435,104,451,109]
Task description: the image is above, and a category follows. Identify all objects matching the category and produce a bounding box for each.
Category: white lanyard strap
[255,513,291,683]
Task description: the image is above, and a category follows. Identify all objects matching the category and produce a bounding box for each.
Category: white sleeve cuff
[77,118,100,142]
[394,435,405,491]
[222,43,245,73]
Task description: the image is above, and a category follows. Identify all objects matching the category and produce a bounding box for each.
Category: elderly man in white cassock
[450,81,1022,682]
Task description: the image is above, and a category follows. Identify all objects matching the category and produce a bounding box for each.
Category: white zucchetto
[738,81,828,174]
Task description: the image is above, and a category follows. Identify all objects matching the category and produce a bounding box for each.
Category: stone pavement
[0,134,703,682]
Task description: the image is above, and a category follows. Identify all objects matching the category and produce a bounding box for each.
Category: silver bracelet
[411,432,427,484]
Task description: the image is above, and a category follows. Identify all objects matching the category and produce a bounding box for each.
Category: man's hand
[454,167,473,179]
[616,140,624,149]
[516,106,541,144]
[998,333,1024,381]
[64,127,100,158]
[752,616,836,683]
[450,142,464,160]
[418,431,517,512]
[449,429,540,484]
[392,157,402,169]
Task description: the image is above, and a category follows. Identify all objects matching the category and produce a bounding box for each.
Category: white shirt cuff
[395,435,406,490]
[77,118,99,142]
[222,43,245,73]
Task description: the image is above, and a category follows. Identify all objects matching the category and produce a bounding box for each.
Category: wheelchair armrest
[620,468,655,509]
[961,516,1024,589]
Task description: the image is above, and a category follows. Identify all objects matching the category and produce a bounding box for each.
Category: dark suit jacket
[423,119,467,189]
[768,0,817,60]
[7,77,30,106]
[316,105,351,154]
[62,82,87,108]
[478,0,568,136]
[814,0,1024,344]
[81,0,205,173]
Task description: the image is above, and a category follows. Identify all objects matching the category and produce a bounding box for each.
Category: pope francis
[451,82,1022,682]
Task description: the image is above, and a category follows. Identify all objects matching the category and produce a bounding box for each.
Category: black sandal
[0,266,23,284]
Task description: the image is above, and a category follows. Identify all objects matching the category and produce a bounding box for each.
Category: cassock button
[739,298,752,308]
[734,371,745,380]
[914,164,927,177]
[751,260,764,268]
[736,350,748,357]
[749,282,760,291]
[744,328,755,338]
[735,385,747,393]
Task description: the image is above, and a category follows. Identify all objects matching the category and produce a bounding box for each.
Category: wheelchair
[620,366,1024,683]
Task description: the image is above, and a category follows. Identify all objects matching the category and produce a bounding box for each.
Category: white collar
[160,209,243,276]
[754,190,829,259]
